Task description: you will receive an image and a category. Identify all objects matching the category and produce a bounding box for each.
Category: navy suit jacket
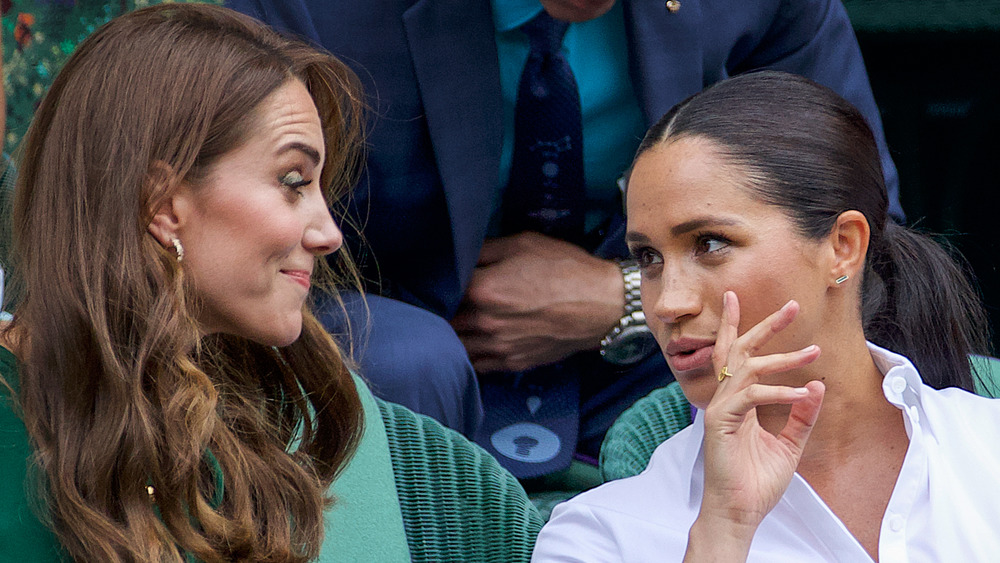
[231,0,902,319]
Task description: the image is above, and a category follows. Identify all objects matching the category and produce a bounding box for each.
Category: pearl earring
[171,237,184,262]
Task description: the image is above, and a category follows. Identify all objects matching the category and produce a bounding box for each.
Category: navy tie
[502,11,585,243]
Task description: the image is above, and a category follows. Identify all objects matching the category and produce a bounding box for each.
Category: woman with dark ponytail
[534,71,997,562]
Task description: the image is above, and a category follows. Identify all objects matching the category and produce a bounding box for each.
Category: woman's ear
[828,210,870,287]
[145,162,188,247]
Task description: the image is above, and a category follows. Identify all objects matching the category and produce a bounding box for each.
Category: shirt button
[908,405,920,424]
[890,376,907,394]
[889,514,904,532]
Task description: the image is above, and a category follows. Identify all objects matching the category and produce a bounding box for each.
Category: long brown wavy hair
[3,4,365,561]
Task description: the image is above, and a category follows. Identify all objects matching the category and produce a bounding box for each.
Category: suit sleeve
[226,0,323,45]
[733,0,904,222]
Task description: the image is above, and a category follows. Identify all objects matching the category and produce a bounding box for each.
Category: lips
[281,269,311,290]
[664,337,715,373]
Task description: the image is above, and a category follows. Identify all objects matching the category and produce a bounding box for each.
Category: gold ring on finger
[718,366,734,382]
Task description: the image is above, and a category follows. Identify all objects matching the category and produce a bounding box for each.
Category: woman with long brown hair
[0,4,542,562]
[0,4,366,560]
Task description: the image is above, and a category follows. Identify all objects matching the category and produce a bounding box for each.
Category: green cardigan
[0,346,411,561]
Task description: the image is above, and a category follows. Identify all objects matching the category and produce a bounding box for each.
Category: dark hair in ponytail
[630,70,991,391]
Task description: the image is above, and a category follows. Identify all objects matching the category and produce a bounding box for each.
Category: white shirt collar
[685,342,926,506]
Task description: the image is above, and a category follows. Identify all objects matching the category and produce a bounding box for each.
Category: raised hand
[684,291,825,561]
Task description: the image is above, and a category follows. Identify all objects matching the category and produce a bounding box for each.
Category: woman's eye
[279,170,310,196]
[632,247,662,269]
[695,235,731,255]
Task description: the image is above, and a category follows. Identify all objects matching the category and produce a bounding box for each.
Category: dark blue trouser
[317,293,484,438]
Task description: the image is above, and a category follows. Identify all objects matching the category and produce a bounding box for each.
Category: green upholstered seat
[598,381,691,483]
[378,399,544,562]
[971,355,1000,398]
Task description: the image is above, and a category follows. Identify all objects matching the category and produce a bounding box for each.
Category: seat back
[378,399,543,562]
[598,382,691,483]
[972,355,1000,398]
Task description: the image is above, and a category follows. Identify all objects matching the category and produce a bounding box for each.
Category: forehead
[625,136,800,242]
[251,80,324,147]
[628,137,751,212]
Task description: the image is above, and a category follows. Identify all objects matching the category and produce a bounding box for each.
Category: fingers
[777,380,826,454]
[712,291,741,370]
[714,294,811,391]
[738,345,821,379]
[738,299,799,357]
[719,382,814,420]
[477,237,509,266]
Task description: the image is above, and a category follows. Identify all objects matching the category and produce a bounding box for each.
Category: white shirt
[533,344,1000,562]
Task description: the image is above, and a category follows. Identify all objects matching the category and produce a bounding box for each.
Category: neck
[756,332,903,471]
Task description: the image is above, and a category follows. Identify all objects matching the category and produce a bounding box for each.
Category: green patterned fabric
[1,0,222,154]
[598,381,692,483]
[378,399,544,562]
[0,156,13,298]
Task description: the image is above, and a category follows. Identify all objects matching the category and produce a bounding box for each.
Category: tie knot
[521,11,569,56]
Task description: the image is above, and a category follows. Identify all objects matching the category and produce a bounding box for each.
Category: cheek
[267,214,308,254]
[726,266,812,348]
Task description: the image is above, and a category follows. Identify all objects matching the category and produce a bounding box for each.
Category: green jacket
[0,346,411,562]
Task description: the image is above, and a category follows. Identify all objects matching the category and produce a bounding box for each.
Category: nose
[302,192,343,257]
[643,268,701,326]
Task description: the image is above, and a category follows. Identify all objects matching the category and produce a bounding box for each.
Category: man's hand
[451,232,623,373]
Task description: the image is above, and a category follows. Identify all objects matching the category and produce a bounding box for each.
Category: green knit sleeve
[0,346,65,561]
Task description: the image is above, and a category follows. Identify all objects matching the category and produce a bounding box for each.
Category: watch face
[603,326,658,365]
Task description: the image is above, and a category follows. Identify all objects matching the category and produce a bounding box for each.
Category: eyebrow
[625,231,651,245]
[668,217,742,236]
[278,142,322,167]
[625,216,743,244]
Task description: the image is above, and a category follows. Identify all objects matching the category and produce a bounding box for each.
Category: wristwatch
[600,260,658,365]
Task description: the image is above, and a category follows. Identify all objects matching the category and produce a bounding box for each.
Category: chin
[673,372,715,411]
[270,331,302,348]
[248,316,304,348]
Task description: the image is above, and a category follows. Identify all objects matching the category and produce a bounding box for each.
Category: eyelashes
[279,170,309,188]
[632,246,662,269]
[628,231,733,270]
[694,233,732,255]
[279,170,311,200]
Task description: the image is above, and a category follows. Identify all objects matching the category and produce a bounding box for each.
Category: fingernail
[723,292,729,307]
[794,387,809,395]
[803,345,818,353]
